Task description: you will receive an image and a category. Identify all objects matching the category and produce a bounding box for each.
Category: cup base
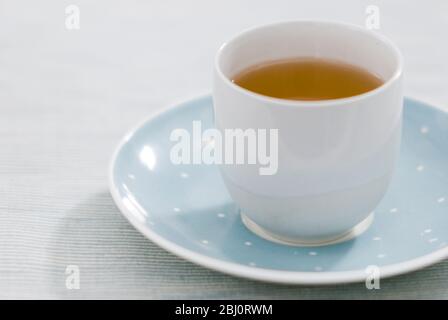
[241,211,374,247]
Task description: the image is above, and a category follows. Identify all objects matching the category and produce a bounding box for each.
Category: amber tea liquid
[232,58,384,101]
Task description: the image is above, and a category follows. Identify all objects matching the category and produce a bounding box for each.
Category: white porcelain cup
[213,21,403,246]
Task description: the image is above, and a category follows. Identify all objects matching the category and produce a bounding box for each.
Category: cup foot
[241,212,374,247]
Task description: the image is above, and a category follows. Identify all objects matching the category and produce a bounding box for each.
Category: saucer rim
[109,95,448,285]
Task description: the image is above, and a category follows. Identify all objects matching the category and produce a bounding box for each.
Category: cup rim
[214,20,403,108]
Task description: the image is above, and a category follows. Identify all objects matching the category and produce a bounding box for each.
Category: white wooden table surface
[1,0,447,299]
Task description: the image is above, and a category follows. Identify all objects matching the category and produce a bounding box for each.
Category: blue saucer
[109,96,448,284]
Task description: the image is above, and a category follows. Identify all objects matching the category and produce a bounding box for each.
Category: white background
[1,0,447,298]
